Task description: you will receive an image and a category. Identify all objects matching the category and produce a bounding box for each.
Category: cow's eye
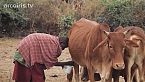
[109,45,113,48]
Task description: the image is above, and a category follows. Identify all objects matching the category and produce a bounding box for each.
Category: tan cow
[68,18,138,82]
[114,26,145,82]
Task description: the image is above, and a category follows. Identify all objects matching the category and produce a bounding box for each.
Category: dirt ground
[0,38,125,82]
[0,38,73,82]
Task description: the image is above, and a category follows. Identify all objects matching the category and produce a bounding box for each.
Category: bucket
[63,65,73,74]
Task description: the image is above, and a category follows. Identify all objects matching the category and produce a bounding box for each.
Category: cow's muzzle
[113,63,125,70]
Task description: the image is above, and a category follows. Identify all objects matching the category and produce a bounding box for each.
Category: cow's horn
[104,30,109,36]
[123,30,128,35]
[123,29,132,35]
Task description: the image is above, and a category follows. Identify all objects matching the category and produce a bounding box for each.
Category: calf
[114,26,145,82]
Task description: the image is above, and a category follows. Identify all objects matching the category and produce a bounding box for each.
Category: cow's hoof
[81,76,89,81]
[94,73,101,81]
[81,73,101,81]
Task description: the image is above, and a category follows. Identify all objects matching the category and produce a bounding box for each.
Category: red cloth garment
[17,33,62,69]
[13,61,46,82]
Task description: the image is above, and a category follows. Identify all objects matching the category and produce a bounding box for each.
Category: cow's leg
[81,67,89,81]
[138,63,144,82]
[112,69,120,82]
[87,66,95,82]
[113,74,119,82]
[132,70,139,82]
[105,72,112,82]
[127,60,134,82]
[122,68,127,82]
[114,77,119,82]
[104,66,112,82]
[74,63,79,82]
[131,65,138,82]
[67,68,73,82]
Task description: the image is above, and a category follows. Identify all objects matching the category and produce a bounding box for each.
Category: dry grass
[0,38,21,82]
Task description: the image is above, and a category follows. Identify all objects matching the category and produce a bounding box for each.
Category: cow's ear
[114,26,124,32]
[93,38,108,52]
[125,39,139,47]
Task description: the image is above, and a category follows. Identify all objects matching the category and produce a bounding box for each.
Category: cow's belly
[69,48,86,66]
[69,35,88,66]
[68,26,91,66]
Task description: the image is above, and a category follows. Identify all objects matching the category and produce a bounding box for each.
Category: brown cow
[143,58,145,81]
[114,26,145,82]
[68,18,138,82]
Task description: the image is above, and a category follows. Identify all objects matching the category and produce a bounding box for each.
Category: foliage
[58,15,74,37]
[1,0,145,37]
[0,0,27,37]
[99,0,145,30]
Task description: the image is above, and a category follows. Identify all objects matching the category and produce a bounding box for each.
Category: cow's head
[93,31,139,70]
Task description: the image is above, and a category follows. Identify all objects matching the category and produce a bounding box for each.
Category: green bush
[58,15,74,37]
[99,0,145,30]
[1,0,145,37]
[0,0,27,37]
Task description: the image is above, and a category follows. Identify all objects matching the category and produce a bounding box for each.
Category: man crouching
[12,33,68,82]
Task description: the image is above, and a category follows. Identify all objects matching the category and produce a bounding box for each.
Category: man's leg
[13,61,31,82]
[31,63,46,82]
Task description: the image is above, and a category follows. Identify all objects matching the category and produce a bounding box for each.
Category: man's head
[59,37,69,50]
